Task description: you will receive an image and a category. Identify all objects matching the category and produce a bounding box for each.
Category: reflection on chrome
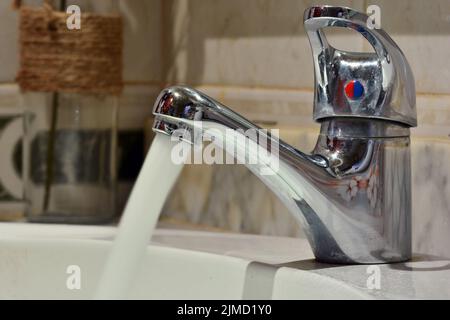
[151,6,416,264]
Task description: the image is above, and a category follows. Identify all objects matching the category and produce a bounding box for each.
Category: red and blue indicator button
[345,80,364,100]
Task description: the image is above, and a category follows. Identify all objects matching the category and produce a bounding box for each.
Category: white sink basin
[0,223,449,299]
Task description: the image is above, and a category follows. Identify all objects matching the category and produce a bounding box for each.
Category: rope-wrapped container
[17,5,123,95]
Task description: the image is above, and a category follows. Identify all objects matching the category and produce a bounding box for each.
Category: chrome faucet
[151,6,416,264]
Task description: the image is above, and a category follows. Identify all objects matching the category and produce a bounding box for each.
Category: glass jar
[22,92,118,223]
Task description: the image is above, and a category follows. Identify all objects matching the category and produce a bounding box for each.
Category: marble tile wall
[161,0,365,89]
[412,138,450,258]
[161,0,450,95]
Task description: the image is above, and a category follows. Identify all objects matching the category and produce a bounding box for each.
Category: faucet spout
[152,86,412,264]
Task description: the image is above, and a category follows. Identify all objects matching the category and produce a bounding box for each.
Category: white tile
[0,2,19,82]
[163,0,450,94]
[363,0,450,94]
[118,84,160,129]
[413,94,450,138]
[164,0,366,89]
[195,85,319,128]
[119,0,162,83]
[0,85,20,111]
[411,138,450,258]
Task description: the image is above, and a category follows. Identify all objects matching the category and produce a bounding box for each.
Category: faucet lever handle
[304,6,390,61]
[304,6,417,127]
